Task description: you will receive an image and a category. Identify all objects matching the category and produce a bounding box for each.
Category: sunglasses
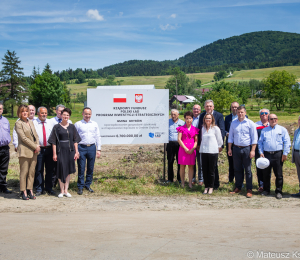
[260,112,268,115]
[269,118,278,120]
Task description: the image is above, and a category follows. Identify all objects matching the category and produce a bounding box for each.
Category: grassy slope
[67,66,300,95]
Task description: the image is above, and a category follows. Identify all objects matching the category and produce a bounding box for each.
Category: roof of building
[172,95,188,102]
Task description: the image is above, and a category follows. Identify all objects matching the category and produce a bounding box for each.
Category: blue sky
[1,0,300,76]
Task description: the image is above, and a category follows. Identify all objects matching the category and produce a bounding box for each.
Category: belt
[40,146,51,149]
[0,145,9,149]
[294,149,299,152]
[79,143,95,147]
[265,150,281,154]
[234,145,250,148]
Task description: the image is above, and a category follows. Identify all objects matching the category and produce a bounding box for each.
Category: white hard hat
[256,158,270,169]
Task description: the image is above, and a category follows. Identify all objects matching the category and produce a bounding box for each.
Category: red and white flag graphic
[113,94,126,103]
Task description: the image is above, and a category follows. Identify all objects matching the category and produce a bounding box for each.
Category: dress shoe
[246,189,252,198]
[1,188,12,194]
[258,187,264,193]
[230,188,241,194]
[192,181,196,185]
[35,191,43,196]
[291,192,300,198]
[261,191,270,196]
[77,189,83,195]
[276,193,282,200]
[47,190,56,196]
[85,187,94,193]
[198,182,203,186]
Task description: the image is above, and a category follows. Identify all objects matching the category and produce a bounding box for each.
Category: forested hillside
[54,31,300,79]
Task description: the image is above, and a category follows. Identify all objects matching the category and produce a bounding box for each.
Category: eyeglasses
[269,118,278,120]
[193,108,200,111]
[260,112,268,115]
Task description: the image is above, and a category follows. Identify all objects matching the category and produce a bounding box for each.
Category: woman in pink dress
[177,111,199,188]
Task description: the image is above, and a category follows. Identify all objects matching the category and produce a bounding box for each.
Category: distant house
[169,95,198,108]
[292,82,300,89]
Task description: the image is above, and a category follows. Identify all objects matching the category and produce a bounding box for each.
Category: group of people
[0,103,101,199]
[167,99,300,199]
[1,99,300,200]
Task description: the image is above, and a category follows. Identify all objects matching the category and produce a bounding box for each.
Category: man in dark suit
[225,102,239,183]
[197,100,225,189]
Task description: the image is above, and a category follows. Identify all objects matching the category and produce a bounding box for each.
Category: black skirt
[56,141,76,183]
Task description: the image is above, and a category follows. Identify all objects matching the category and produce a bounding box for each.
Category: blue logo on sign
[149,132,154,138]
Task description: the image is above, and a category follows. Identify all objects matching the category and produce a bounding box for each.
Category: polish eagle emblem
[135,94,143,103]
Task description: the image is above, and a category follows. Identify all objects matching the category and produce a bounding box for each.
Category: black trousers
[263,151,283,194]
[226,145,234,182]
[166,141,181,182]
[34,147,55,193]
[201,153,218,188]
[0,146,10,191]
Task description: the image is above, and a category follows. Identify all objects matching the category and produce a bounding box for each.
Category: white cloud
[170,14,177,18]
[86,9,104,21]
[160,24,178,31]
[119,12,123,17]
[157,15,161,19]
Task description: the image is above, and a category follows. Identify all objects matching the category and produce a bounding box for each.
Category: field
[66,66,300,94]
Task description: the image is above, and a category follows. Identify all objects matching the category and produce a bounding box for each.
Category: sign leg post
[163,143,166,180]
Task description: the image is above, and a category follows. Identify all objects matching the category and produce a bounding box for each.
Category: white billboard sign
[87,88,169,144]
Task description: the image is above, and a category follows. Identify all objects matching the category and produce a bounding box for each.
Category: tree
[165,67,190,98]
[204,89,236,113]
[88,79,97,86]
[195,79,201,88]
[0,50,27,117]
[103,75,116,86]
[213,71,227,81]
[263,70,297,110]
[29,71,65,112]
[76,71,86,84]
[43,63,52,74]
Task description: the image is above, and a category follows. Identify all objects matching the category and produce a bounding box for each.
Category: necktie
[42,122,47,146]
[58,119,62,123]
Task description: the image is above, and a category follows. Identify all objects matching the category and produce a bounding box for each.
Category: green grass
[66,66,300,95]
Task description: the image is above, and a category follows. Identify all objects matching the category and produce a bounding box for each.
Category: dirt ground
[1,141,300,259]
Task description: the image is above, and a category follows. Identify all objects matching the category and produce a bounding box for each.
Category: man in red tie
[33,107,55,196]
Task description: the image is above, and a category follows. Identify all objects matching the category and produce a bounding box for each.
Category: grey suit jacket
[292,128,300,163]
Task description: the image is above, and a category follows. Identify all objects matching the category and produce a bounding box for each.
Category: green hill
[176,31,300,67]
[95,31,300,77]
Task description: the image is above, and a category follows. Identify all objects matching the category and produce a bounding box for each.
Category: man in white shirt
[33,107,55,196]
[49,104,72,125]
[75,107,101,195]
[13,105,37,151]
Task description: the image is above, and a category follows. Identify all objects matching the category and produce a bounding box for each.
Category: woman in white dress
[200,114,223,194]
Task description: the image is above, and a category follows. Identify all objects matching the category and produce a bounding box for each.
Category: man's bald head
[28,105,36,120]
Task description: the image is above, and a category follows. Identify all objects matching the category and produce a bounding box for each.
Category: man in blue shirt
[258,114,291,199]
[0,103,12,194]
[167,109,184,183]
[191,104,202,185]
[291,116,300,197]
[228,106,258,198]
